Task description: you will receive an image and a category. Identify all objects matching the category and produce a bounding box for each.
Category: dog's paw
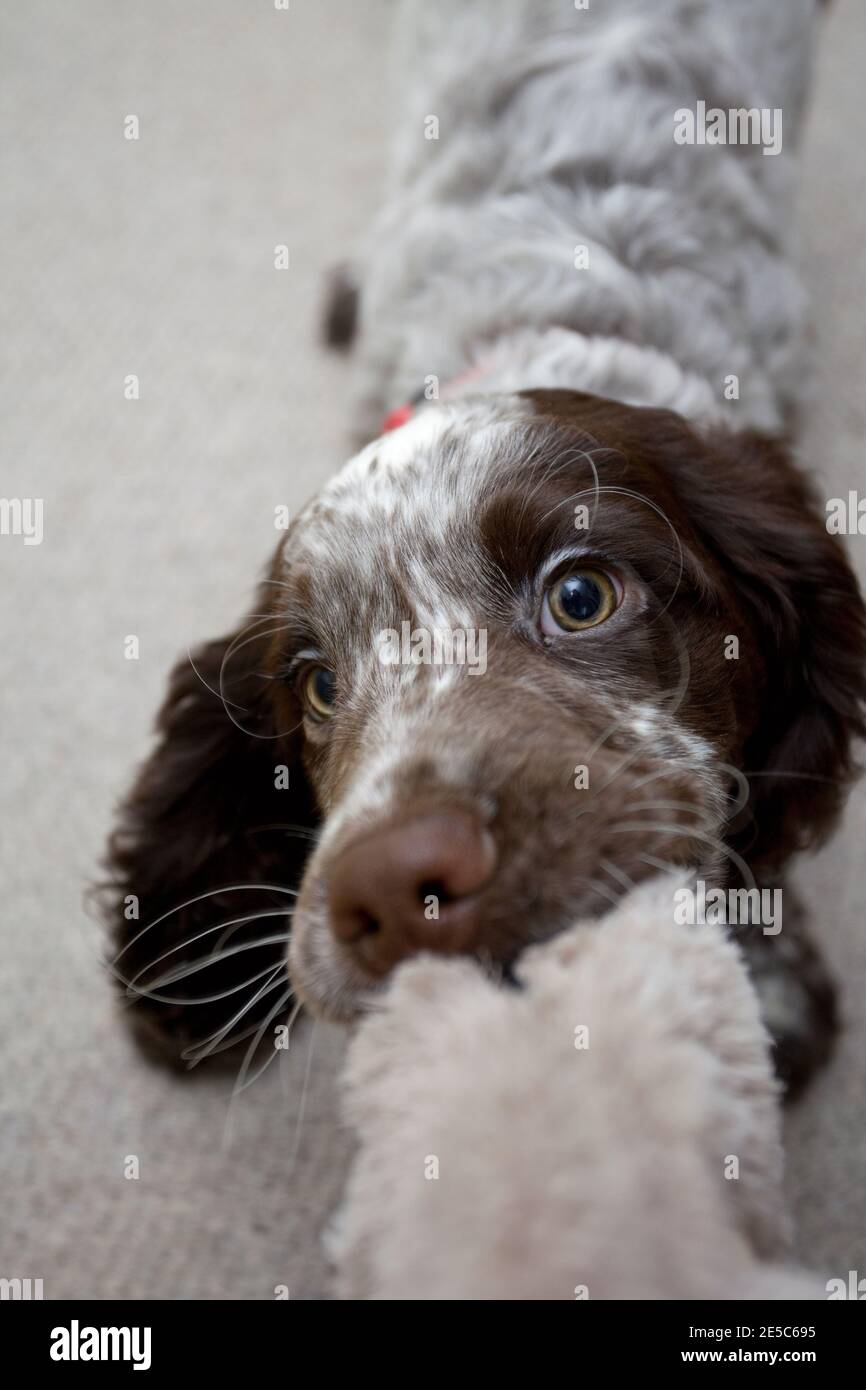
[743,930,838,1101]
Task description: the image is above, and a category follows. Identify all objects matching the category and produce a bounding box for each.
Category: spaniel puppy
[106,0,865,1097]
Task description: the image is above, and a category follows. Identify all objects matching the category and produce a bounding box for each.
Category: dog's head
[107,391,866,1050]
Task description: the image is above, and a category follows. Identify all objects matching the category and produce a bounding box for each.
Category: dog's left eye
[302,665,337,719]
[541,568,619,635]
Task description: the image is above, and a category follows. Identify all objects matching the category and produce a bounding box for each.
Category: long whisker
[182,980,291,1066]
[231,993,300,1098]
[211,909,293,955]
[610,820,757,890]
[531,447,605,530]
[624,798,721,829]
[131,933,291,997]
[218,620,302,740]
[110,910,291,994]
[740,769,842,784]
[125,960,287,1008]
[570,874,623,912]
[223,998,305,1150]
[538,484,686,616]
[631,763,701,791]
[530,445,607,530]
[592,741,655,793]
[285,1016,319,1181]
[246,822,320,842]
[186,646,247,712]
[112,882,298,965]
[581,652,692,772]
[186,611,284,710]
[598,858,636,895]
[638,851,688,877]
[182,966,290,1066]
[714,762,752,821]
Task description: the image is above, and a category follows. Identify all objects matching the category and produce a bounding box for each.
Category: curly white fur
[351,0,819,439]
[331,875,822,1300]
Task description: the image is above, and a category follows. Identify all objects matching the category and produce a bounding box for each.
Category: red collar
[380,363,492,433]
[382,402,418,432]
[381,388,427,433]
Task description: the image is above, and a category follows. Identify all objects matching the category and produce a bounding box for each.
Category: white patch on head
[293,399,529,601]
[322,396,526,507]
[333,405,454,501]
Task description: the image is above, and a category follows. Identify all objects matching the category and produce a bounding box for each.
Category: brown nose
[328,809,497,977]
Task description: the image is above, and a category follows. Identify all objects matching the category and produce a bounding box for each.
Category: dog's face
[282,392,748,1018]
[108,391,866,1051]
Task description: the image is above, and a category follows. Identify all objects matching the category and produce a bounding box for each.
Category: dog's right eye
[302,665,337,719]
[541,567,619,635]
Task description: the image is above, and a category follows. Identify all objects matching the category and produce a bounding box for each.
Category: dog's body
[348,0,817,441]
[107,0,865,1100]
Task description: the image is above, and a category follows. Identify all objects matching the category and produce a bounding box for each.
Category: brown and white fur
[106,0,864,1100]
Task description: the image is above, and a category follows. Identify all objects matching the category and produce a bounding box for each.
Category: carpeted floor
[1,0,863,1300]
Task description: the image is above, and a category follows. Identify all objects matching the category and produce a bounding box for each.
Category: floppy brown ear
[103,578,318,1067]
[665,426,866,875]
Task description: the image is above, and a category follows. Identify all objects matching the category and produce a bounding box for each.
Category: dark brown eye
[541,569,618,634]
[303,665,337,718]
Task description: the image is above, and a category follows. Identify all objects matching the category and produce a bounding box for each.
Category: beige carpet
[1,0,863,1300]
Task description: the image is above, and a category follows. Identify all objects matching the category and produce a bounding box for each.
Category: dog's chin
[288,922,384,1024]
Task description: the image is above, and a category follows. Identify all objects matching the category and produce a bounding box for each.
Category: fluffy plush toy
[330,875,822,1300]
